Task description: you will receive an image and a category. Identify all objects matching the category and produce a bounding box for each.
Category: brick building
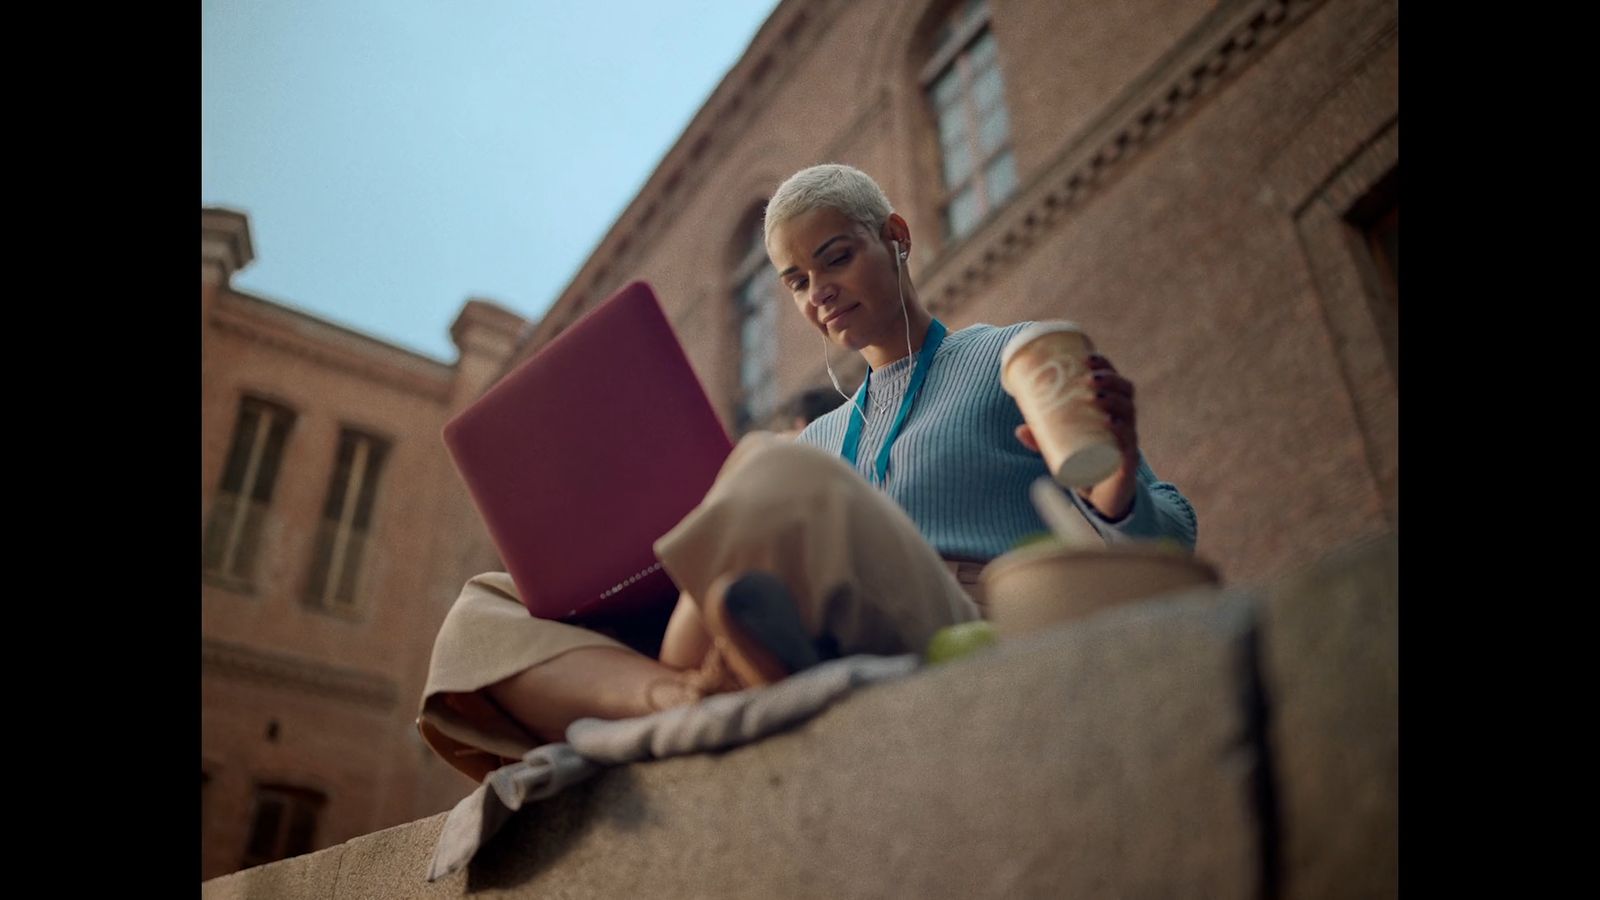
[200,0,1396,879]
[511,0,1397,585]
[200,209,526,880]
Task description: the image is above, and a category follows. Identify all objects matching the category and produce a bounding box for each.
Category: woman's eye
[830,253,851,266]
[792,279,808,292]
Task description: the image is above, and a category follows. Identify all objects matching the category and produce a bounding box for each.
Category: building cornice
[210,291,456,403]
[202,207,255,285]
[201,638,399,712]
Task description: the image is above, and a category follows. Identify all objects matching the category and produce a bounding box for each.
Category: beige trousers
[419,433,983,780]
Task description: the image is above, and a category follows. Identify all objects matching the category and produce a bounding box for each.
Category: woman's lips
[822,303,860,326]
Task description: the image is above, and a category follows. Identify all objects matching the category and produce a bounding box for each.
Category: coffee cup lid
[1000,321,1092,371]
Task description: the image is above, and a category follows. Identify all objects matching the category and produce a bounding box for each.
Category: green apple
[925,621,1000,665]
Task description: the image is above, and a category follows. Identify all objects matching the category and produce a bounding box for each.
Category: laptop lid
[442,282,733,625]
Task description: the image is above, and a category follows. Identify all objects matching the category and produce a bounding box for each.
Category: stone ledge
[1259,531,1398,900]
[204,533,1397,898]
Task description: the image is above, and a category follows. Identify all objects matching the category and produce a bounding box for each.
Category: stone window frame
[302,425,391,618]
[1282,122,1399,526]
[1342,166,1398,376]
[919,0,1019,242]
[203,394,298,595]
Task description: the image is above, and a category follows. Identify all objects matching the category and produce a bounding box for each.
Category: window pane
[201,493,239,572]
[285,805,318,857]
[307,430,387,607]
[985,150,1018,207]
[232,500,267,580]
[351,440,387,531]
[246,798,284,862]
[319,432,386,529]
[971,62,1004,113]
[336,530,366,604]
[737,270,778,428]
[745,217,767,262]
[936,105,966,149]
[306,519,336,602]
[947,185,981,239]
[740,323,766,388]
[942,138,974,188]
[250,413,291,503]
[218,406,262,494]
[977,104,1009,156]
[1371,205,1398,305]
[968,30,998,81]
[930,65,962,111]
[321,433,357,520]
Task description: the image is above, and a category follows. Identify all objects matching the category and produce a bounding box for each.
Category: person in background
[778,387,847,437]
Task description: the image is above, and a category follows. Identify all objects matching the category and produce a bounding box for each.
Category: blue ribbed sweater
[796,322,1198,561]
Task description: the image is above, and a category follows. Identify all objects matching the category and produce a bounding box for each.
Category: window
[922,0,1018,241]
[203,397,295,588]
[1354,174,1398,311]
[240,784,324,869]
[1344,166,1398,377]
[305,429,389,611]
[733,214,780,432]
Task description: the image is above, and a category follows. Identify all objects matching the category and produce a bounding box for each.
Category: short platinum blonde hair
[764,164,893,250]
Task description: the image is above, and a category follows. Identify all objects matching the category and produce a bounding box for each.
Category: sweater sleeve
[1067,453,1198,550]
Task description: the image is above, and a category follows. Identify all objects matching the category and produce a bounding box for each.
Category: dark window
[922,0,1017,241]
[1367,204,1398,308]
[203,397,295,587]
[240,784,324,870]
[305,429,389,610]
[1345,167,1399,376]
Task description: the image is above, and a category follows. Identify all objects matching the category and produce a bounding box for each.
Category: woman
[418,164,1196,782]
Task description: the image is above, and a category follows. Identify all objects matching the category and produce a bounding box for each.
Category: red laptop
[442,282,734,631]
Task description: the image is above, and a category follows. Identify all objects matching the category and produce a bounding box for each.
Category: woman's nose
[810,280,837,306]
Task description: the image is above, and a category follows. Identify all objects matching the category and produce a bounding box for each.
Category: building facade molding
[210,298,456,404]
[203,207,256,285]
[202,638,400,712]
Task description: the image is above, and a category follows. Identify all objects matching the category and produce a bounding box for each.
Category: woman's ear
[881,213,911,257]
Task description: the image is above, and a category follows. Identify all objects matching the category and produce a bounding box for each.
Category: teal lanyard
[839,318,947,484]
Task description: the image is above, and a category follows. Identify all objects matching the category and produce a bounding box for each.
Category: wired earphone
[823,236,916,422]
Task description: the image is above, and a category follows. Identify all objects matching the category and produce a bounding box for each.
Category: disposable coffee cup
[1000,322,1122,488]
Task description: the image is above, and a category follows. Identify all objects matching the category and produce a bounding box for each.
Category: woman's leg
[422,572,708,779]
[655,434,979,660]
[483,646,702,745]
[658,590,713,670]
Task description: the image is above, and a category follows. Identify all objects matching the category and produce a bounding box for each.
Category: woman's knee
[716,437,862,509]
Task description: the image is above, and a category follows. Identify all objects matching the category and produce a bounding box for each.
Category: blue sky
[202,0,783,362]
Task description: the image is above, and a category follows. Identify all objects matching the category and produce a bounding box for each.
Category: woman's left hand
[1013,352,1140,520]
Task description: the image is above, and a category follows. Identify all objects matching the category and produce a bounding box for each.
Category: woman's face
[768,206,904,355]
